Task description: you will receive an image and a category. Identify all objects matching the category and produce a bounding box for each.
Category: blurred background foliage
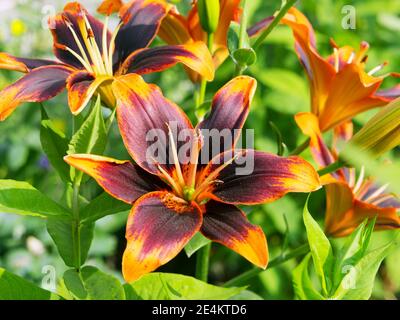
[0,0,399,299]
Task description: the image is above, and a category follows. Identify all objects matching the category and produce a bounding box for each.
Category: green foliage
[0,179,70,218]
[0,268,60,300]
[63,266,125,300]
[184,232,211,258]
[124,273,245,300]
[40,107,70,183]
[297,205,395,300]
[47,217,94,269]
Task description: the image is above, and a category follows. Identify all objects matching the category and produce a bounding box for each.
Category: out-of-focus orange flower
[158,0,241,82]
[296,112,400,237]
[283,7,400,132]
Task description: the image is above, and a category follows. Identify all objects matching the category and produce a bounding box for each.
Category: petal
[201,200,268,268]
[247,16,274,37]
[112,73,194,175]
[0,52,59,73]
[282,8,336,116]
[158,7,193,45]
[97,0,124,15]
[50,2,110,68]
[0,65,73,121]
[198,76,257,162]
[66,71,113,114]
[203,150,321,205]
[295,112,336,168]
[117,42,214,81]
[64,154,166,204]
[114,0,171,65]
[325,182,400,237]
[377,84,400,100]
[122,191,202,282]
[319,63,388,131]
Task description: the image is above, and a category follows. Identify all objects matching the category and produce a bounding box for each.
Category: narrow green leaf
[0,268,61,300]
[331,243,394,300]
[293,254,324,300]
[184,232,211,258]
[47,216,94,268]
[81,192,131,222]
[123,273,245,300]
[0,179,70,218]
[40,108,70,182]
[303,197,333,295]
[63,266,125,300]
[229,290,263,300]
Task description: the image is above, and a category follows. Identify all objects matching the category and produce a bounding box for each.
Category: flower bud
[349,97,400,157]
[197,0,220,34]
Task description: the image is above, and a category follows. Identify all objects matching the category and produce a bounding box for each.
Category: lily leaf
[184,232,211,258]
[303,197,333,295]
[0,268,61,300]
[293,253,324,300]
[40,107,71,183]
[47,216,94,268]
[63,266,125,300]
[124,273,245,300]
[0,179,70,218]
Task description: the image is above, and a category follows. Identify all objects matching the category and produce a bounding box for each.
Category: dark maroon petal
[123,191,202,281]
[205,150,320,205]
[0,52,60,72]
[198,76,257,164]
[0,65,73,120]
[201,200,268,268]
[65,154,167,204]
[116,43,214,81]
[112,73,194,175]
[113,0,170,67]
[50,2,110,68]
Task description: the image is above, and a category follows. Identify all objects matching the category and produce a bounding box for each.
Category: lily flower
[65,75,321,282]
[0,0,214,120]
[282,7,400,132]
[158,0,241,82]
[296,112,400,237]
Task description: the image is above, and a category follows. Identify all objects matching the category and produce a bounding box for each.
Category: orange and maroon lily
[0,0,214,120]
[158,0,241,82]
[282,7,400,132]
[296,112,400,237]
[65,75,320,281]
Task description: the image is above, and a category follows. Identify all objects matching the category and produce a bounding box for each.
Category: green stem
[195,243,211,282]
[72,180,81,270]
[197,33,214,107]
[234,0,248,76]
[223,243,309,287]
[252,0,297,51]
[317,160,345,177]
[290,138,310,155]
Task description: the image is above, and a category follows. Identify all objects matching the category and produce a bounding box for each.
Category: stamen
[333,48,339,72]
[371,194,395,207]
[64,46,93,72]
[353,166,365,194]
[83,14,107,75]
[347,168,356,188]
[193,151,242,200]
[154,160,183,197]
[368,62,388,76]
[166,123,185,188]
[102,16,111,75]
[187,130,203,189]
[363,184,389,203]
[108,22,122,74]
[65,20,93,73]
[347,52,355,64]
